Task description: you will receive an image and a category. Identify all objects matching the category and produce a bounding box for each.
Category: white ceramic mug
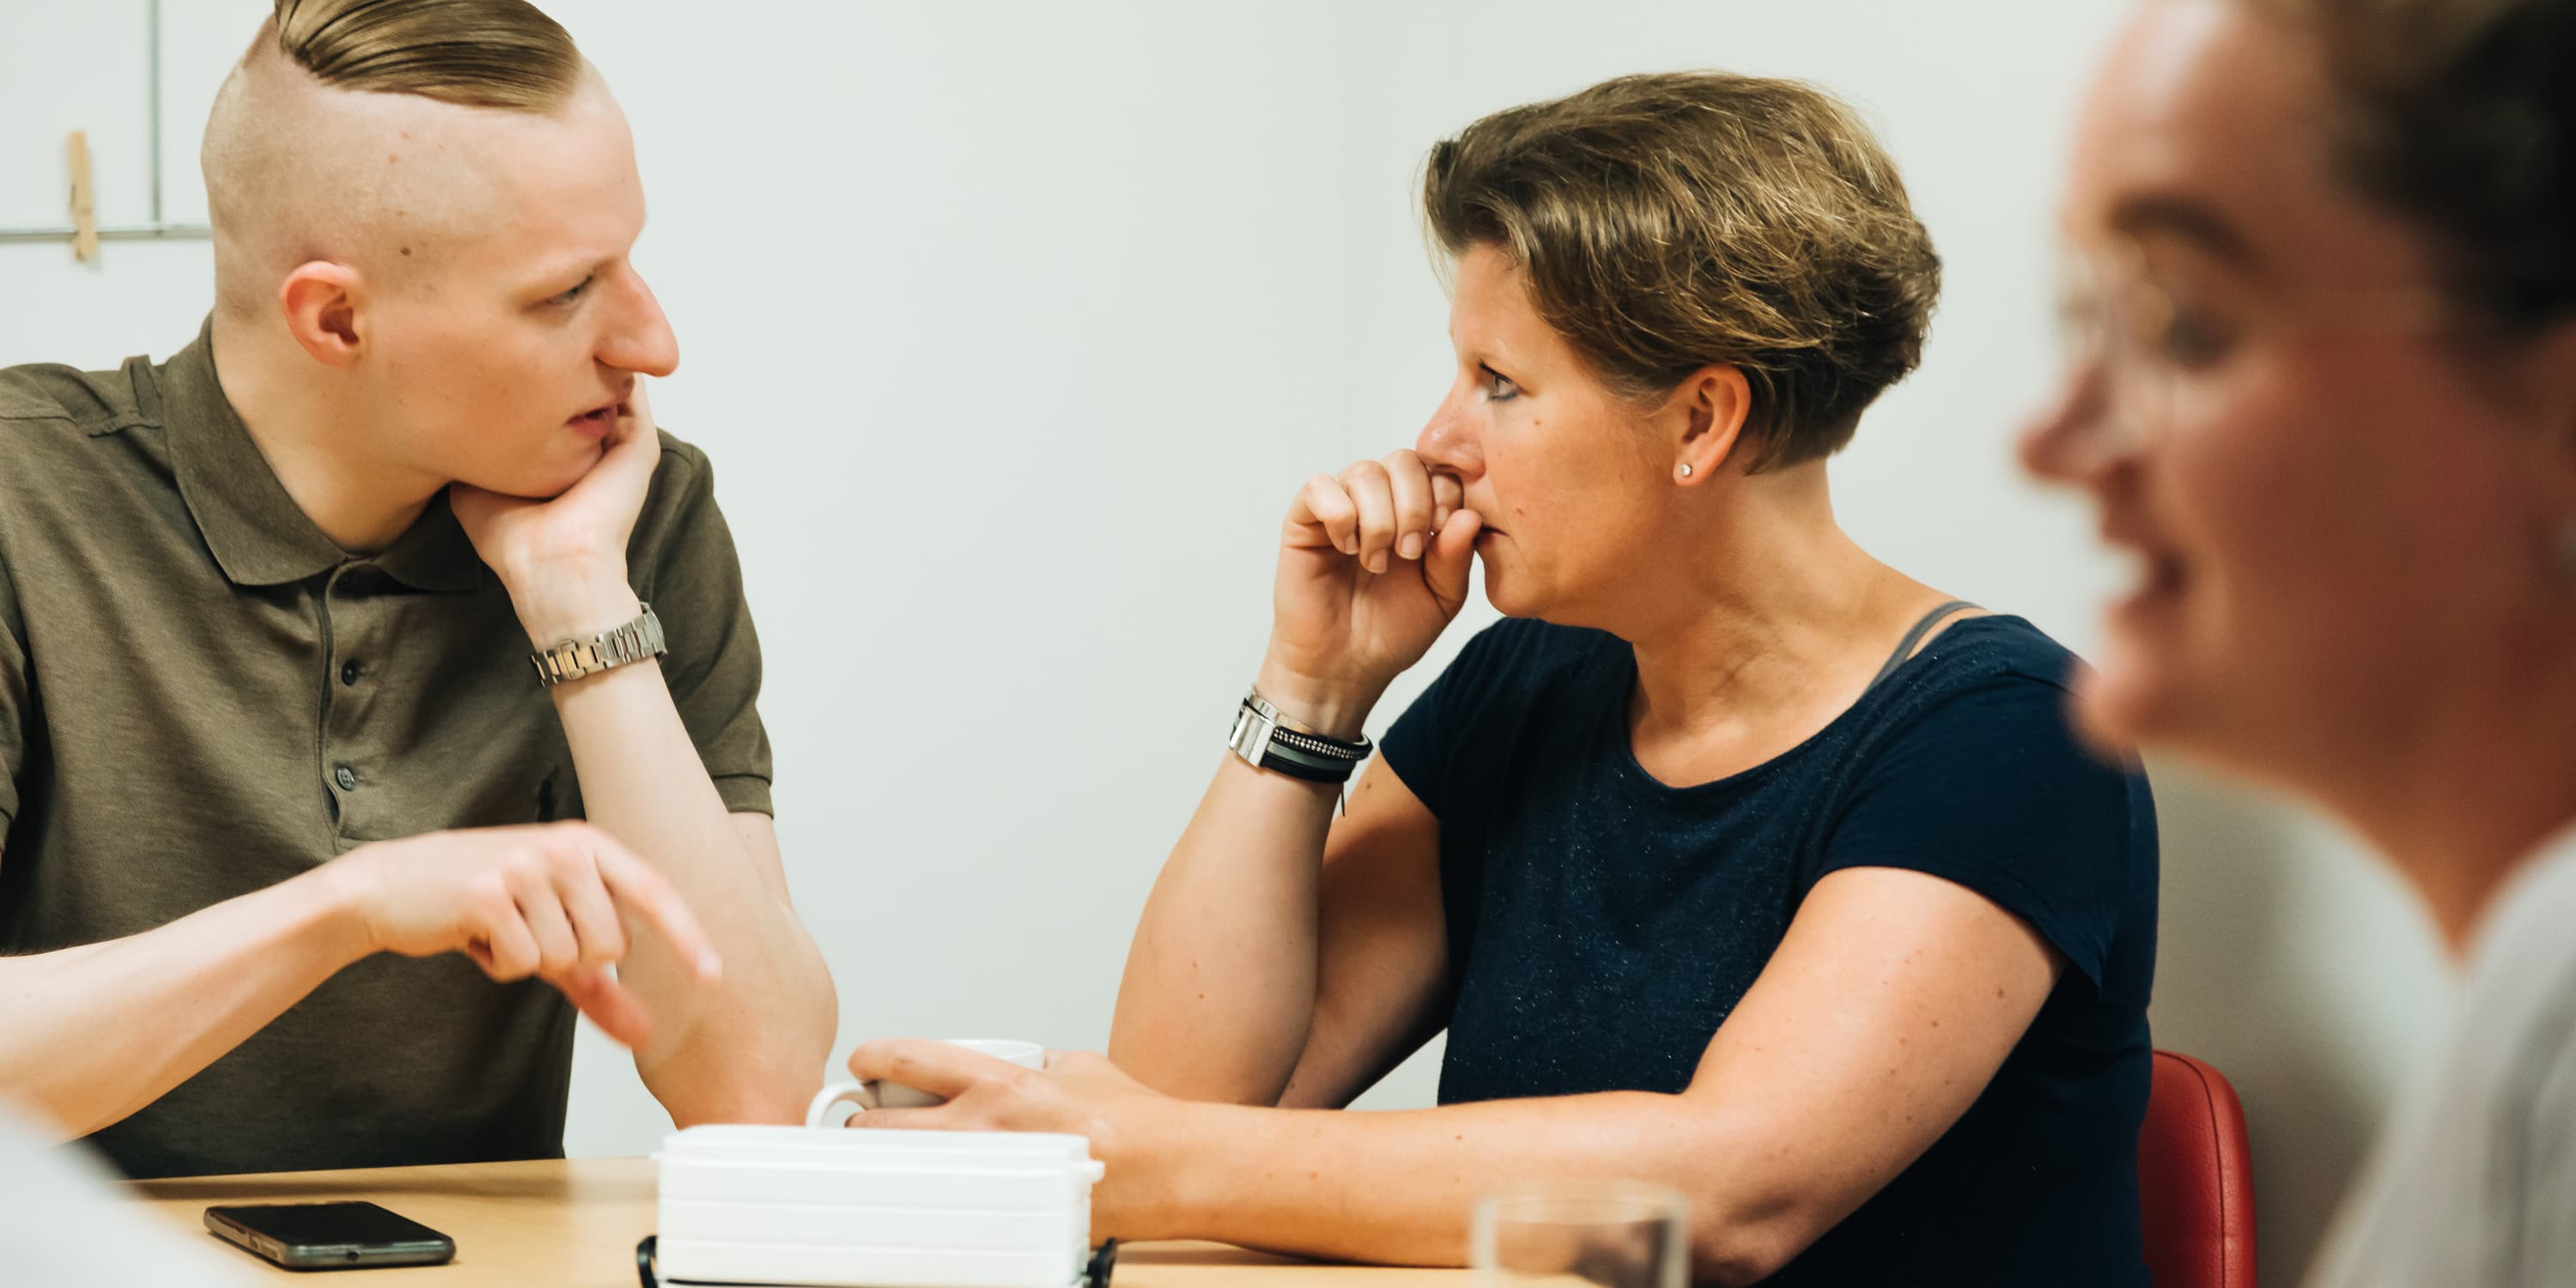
[805,1038,1048,1126]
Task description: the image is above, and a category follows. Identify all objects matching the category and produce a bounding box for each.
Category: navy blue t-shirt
[1381,615,2157,1287]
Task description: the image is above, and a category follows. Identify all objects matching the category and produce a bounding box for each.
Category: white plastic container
[654,1126,1107,1288]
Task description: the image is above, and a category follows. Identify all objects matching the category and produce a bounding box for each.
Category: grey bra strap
[1866,599,1980,692]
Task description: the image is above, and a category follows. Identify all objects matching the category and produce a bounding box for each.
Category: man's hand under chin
[453,380,665,645]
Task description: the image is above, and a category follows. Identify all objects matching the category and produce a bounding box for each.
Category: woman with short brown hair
[848,72,2160,1286]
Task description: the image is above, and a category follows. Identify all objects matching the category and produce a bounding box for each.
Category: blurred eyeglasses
[2053,238,2454,453]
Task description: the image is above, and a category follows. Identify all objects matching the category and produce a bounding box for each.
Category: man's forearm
[1109,754,1340,1103]
[549,654,836,1122]
[0,871,368,1139]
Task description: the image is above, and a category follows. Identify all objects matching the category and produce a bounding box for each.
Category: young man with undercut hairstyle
[0,0,836,1178]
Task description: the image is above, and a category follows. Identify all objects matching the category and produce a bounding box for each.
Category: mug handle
[804,1078,880,1127]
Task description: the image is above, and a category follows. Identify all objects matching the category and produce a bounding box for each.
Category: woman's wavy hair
[1423,72,1942,472]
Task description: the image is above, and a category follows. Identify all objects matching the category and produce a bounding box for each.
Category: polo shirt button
[340,660,362,686]
[335,766,358,792]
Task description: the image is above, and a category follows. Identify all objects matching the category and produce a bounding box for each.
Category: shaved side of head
[201,1,593,319]
[186,0,674,525]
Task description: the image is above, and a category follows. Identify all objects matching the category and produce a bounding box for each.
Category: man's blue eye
[551,276,594,307]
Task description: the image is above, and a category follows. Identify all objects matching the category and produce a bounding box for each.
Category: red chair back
[2138,1049,2257,1288]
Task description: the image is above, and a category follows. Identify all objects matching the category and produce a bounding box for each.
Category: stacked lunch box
[652,1126,1109,1288]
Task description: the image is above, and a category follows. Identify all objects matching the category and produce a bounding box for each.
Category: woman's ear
[2538,323,2576,465]
[276,260,368,368]
[1672,364,1753,483]
[2510,323,2576,590]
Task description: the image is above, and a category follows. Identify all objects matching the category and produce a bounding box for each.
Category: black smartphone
[204,1200,457,1271]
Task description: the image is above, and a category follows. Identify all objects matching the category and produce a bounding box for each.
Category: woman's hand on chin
[1263,449,1484,737]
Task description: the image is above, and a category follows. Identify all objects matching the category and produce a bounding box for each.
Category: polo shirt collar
[372,493,485,593]
[158,319,484,593]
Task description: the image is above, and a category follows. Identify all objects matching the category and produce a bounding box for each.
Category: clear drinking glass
[1471,1181,1689,1288]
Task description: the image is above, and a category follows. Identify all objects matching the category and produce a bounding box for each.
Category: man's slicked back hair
[271,0,581,112]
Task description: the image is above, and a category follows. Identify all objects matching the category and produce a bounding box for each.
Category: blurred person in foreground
[2023,0,2576,1282]
[0,1106,252,1285]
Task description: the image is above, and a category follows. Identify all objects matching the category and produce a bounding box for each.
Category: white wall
[0,1,2456,1279]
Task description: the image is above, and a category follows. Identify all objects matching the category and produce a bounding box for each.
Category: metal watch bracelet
[1227,688,1372,784]
[530,603,667,689]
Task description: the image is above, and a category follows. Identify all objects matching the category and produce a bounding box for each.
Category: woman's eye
[1481,367,1520,401]
[550,276,595,307]
[2154,306,2235,368]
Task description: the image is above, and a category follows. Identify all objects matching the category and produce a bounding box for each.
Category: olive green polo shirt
[0,322,773,1179]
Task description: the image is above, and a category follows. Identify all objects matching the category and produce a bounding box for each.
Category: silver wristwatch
[530,603,667,689]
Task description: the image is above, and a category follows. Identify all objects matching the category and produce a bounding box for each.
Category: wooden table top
[130,1157,1467,1288]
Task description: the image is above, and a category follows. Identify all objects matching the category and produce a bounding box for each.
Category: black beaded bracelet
[1229,690,1374,785]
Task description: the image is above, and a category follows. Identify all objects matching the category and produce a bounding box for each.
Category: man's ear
[1671,364,1754,483]
[277,261,368,368]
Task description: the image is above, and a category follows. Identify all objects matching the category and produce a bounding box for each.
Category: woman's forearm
[1109,753,1341,1103]
[1135,1095,1808,1287]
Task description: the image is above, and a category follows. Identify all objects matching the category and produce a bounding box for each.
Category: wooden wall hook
[67,130,98,263]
